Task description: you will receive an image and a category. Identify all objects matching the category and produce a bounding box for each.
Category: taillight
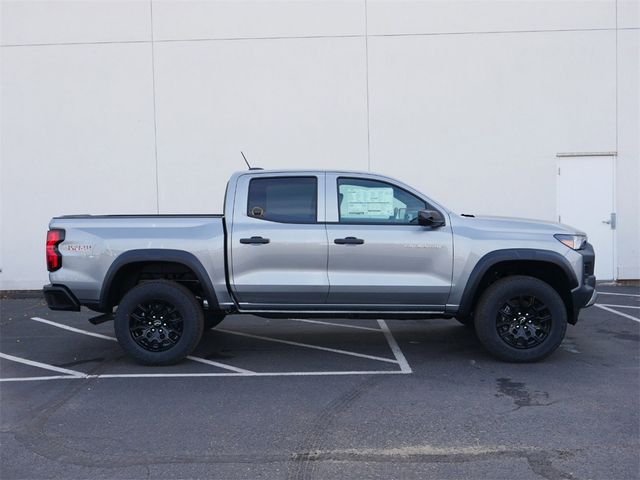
[46,229,65,272]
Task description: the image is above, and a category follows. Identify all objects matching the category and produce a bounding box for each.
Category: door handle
[602,212,616,229]
[334,237,364,245]
[240,236,270,244]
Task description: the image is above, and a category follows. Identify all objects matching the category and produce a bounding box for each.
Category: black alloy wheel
[129,299,184,352]
[496,295,552,349]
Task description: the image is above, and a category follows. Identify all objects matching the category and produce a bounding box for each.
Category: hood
[455,214,585,236]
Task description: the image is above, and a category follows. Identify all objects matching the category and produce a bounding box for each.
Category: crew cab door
[325,174,453,309]
[229,173,328,308]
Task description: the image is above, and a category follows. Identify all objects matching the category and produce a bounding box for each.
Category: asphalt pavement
[1,284,638,479]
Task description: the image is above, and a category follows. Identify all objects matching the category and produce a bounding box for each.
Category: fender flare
[456,248,578,316]
[99,249,219,311]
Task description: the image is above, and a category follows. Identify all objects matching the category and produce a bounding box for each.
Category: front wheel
[114,280,204,365]
[474,276,567,362]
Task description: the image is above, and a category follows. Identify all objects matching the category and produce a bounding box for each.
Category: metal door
[557,155,616,279]
[325,174,453,309]
[229,173,329,308]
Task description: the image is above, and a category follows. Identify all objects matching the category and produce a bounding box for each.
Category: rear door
[325,174,453,309]
[229,173,328,308]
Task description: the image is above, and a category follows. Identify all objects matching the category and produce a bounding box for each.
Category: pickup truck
[44,169,597,365]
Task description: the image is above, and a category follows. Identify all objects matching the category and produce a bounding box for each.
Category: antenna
[241,151,251,169]
[240,151,263,170]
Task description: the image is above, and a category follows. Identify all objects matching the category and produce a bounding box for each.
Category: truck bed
[48,214,229,309]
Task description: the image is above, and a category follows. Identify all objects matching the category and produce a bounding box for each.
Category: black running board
[89,313,114,325]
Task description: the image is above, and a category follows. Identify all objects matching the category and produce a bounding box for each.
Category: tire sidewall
[114,281,204,365]
[475,276,567,362]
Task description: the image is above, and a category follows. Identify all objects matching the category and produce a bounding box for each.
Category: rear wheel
[474,275,567,362]
[114,280,204,365]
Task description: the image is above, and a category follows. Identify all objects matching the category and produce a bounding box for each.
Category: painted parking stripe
[30,317,254,374]
[6,317,411,382]
[287,318,381,332]
[597,292,640,298]
[377,320,412,373]
[0,352,85,377]
[0,375,82,383]
[216,328,400,364]
[597,304,640,309]
[31,316,115,341]
[595,304,640,323]
[0,369,411,383]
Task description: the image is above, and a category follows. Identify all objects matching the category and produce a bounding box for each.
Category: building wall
[1,0,638,290]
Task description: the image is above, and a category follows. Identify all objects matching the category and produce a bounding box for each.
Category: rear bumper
[43,284,81,311]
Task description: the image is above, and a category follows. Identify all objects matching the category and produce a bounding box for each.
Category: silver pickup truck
[44,169,597,365]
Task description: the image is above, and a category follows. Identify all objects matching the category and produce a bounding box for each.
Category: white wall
[1,0,638,290]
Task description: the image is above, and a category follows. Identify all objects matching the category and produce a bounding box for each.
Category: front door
[325,175,453,309]
[557,155,615,279]
[229,173,328,308]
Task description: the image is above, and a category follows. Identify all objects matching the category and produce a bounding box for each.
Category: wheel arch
[457,249,579,324]
[99,249,219,312]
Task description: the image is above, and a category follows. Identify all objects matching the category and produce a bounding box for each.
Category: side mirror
[418,209,446,227]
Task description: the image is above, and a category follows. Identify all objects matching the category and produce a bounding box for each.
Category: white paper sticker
[340,186,395,219]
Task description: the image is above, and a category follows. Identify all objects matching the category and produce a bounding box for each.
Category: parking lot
[1,284,638,479]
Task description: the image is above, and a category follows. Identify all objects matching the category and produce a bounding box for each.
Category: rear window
[247,177,317,223]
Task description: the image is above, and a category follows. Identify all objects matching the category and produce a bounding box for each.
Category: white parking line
[31,317,115,341]
[2,316,412,382]
[595,304,640,323]
[597,292,640,298]
[0,369,411,383]
[287,318,381,332]
[0,352,86,377]
[216,328,400,364]
[30,317,254,374]
[0,375,81,382]
[597,304,640,309]
[377,320,412,373]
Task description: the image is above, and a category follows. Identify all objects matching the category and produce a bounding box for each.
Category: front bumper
[569,242,597,323]
[43,284,81,311]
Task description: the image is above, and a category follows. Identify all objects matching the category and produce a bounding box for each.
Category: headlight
[554,234,587,250]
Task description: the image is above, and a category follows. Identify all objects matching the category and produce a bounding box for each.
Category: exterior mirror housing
[418,209,445,227]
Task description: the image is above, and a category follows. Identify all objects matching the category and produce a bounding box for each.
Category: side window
[247,177,317,223]
[338,178,426,224]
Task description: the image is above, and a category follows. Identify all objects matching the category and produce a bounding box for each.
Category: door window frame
[245,175,320,224]
[232,173,326,226]
[334,176,440,226]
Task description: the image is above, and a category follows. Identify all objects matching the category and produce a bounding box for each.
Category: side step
[89,313,114,325]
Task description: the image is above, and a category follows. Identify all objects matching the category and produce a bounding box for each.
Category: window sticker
[340,185,395,219]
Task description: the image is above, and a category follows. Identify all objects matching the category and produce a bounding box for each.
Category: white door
[557,155,615,280]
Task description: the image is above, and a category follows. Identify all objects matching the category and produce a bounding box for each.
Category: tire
[114,280,204,365]
[474,275,567,362]
[203,311,226,329]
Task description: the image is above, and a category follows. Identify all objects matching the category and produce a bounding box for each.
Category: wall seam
[364,0,371,172]
[150,0,160,214]
[3,27,635,48]
[614,0,619,279]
